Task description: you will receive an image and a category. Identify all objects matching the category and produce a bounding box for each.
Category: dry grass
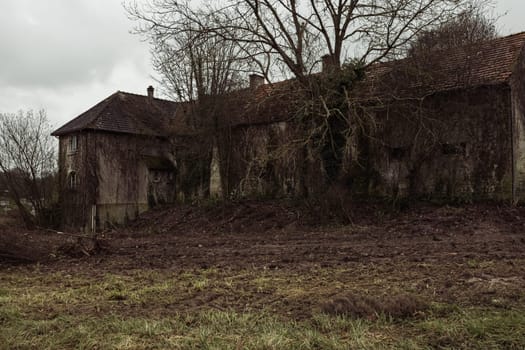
[0,267,524,349]
[321,292,429,320]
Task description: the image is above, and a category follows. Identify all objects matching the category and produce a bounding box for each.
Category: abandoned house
[52,32,525,231]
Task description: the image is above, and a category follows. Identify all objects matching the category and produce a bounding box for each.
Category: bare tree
[126,6,257,198]
[408,3,497,55]
[127,0,489,83]
[0,110,57,228]
[126,0,495,197]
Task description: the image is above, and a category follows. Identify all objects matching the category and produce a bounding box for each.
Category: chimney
[147,85,154,99]
[249,74,264,90]
[322,54,336,73]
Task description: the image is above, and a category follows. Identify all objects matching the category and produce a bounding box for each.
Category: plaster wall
[94,132,175,228]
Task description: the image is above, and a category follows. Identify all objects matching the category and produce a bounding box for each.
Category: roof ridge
[117,90,179,104]
[497,31,525,38]
[368,31,525,70]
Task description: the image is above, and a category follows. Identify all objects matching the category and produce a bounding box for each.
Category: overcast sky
[1,0,524,129]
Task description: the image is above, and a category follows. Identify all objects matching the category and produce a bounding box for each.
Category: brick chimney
[322,54,336,73]
[147,85,154,99]
[249,74,264,90]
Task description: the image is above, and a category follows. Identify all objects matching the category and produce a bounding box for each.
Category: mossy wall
[365,85,513,202]
[216,121,325,199]
[217,85,514,203]
[58,83,517,231]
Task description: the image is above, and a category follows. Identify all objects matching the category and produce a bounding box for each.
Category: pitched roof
[51,91,180,137]
[53,32,525,135]
[221,32,525,126]
[362,32,525,99]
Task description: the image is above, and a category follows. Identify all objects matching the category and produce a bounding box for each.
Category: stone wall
[364,85,513,201]
[215,85,514,203]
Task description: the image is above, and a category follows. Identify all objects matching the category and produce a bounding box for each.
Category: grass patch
[419,307,525,349]
[1,306,524,349]
[321,293,428,320]
[0,311,377,350]
[1,266,525,349]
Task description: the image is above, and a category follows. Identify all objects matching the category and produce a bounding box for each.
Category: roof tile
[52,91,180,136]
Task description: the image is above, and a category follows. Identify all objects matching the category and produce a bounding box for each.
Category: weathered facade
[217,32,525,203]
[53,33,525,231]
[52,89,210,231]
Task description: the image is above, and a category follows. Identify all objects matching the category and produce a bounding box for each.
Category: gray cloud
[0,0,148,88]
[0,0,524,128]
[495,0,525,34]
[0,0,155,125]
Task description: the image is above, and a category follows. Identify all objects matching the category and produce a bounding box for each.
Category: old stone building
[351,31,525,202]
[53,32,525,231]
[52,87,209,231]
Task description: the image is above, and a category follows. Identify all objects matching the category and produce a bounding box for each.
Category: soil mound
[0,230,61,264]
[129,200,306,235]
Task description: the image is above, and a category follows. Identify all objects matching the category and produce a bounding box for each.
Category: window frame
[68,135,78,154]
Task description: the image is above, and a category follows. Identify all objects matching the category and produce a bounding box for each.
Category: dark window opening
[68,171,77,190]
[389,147,406,160]
[442,142,466,155]
[151,170,160,183]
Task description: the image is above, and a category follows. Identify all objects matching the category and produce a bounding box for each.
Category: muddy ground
[1,201,525,318]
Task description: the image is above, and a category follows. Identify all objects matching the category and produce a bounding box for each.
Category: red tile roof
[361,32,525,99]
[222,33,525,126]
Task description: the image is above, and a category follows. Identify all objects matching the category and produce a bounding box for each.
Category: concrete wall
[58,131,178,231]
[94,132,175,229]
[58,132,97,231]
[365,86,513,201]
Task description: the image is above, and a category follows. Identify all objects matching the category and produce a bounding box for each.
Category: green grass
[1,267,524,349]
[2,307,524,349]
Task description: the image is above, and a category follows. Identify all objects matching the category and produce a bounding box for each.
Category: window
[442,142,466,156]
[68,135,78,153]
[151,170,160,183]
[389,147,406,160]
[68,171,77,190]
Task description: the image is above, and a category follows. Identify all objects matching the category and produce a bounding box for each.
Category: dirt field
[1,201,525,348]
